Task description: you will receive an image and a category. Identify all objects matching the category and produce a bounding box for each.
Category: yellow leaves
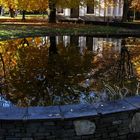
[28,0,49,11]
[17,0,29,10]
[2,0,49,12]
[131,0,140,11]
[2,0,18,9]
[56,0,119,9]
[56,0,81,8]
[85,0,98,8]
[56,0,101,8]
[1,0,120,12]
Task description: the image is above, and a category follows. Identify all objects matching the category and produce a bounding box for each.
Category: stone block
[109,132,118,137]
[112,120,122,125]
[6,138,21,140]
[43,121,55,126]
[130,112,140,133]
[0,107,26,120]
[124,96,140,109]
[60,104,98,119]
[117,135,127,140]
[95,99,136,115]
[102,133,108,138]
[118,129,129,135]
[81,135,95,140]
[63,129,76,136]
[74,120,96,136]
[22,138,33,140]
[27,106,62,120]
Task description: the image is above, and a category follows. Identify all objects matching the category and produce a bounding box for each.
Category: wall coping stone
[94,98,137,115]
[124,96,140,108]
[60,104,98,119]
[0,95,139,121]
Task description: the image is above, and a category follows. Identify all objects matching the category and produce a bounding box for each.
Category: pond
[0,36,140,107]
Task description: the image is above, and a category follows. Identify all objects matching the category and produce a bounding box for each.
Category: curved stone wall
[0,96,140,140]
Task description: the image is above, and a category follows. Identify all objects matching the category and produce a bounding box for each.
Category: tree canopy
[0,0,139,22]
[131,0,140,12]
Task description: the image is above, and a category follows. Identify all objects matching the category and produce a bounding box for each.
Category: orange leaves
[56,0,81,8]
[2,0,49,12]
[131,0,140,11]
[2,0,18,9]
[29,0,49,11]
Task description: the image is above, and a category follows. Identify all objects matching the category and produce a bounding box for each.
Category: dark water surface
[0,36,140,107]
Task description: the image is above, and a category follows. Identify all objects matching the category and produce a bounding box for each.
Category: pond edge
[0,95,140,121]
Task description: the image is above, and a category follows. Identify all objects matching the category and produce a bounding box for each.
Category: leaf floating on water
[122,106,126,109]
[70,109,74,112]
[48,114,60,117]
[48,114,53,117]
[55,113,60,116]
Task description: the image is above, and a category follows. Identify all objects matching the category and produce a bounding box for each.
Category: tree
[48,0,56,23]
[32,0,49,18]
[130,0,140,20]
[2,0,17,17]
[122,0,132,22]
[17,0,31,20]
[131,0,140,12]
[18,0,49,20]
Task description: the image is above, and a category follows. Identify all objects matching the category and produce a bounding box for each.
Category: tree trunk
[22,10,26,21]
[9,7,15,18]
[48,1,56,23]
[122,0,132,22]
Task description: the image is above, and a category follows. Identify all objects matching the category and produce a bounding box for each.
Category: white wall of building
[79,5,86,16]
[57,0,123,18]
[63,9,71,16]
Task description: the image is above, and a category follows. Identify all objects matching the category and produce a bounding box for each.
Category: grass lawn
[0,20,139,41]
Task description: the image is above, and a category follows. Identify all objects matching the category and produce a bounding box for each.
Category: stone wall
[0,96,140,140]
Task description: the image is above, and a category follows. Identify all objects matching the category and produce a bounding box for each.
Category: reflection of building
[57,0,123,21]
[56,36,122,53]
[0,96,12,107]
[25,36,122,53]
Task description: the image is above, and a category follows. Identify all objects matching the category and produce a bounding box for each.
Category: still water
[0,36,140,107]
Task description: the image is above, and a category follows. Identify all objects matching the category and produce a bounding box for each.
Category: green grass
[1,14,48,19]
[0,23,138,41]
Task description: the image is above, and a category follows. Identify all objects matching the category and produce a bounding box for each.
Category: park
[0,0,140,140]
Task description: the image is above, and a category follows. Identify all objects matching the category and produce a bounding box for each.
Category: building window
[108,6,111,15]
[57,8,63,14]
[87,5,94,14]
[71,8,79,18]
[118,0,122,15]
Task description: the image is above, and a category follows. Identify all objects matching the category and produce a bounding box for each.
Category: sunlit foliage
[131,0,140,11]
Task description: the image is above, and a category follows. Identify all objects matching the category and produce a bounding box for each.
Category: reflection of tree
[114,39,138,97]
[0,53,6,78]
[44,41,94,105]
[117,39,134,82]
[86,37,93,51]
[1,37,140,106]
[122,0,132,22]
[92,41,119,85]
[49,36,57,54]
[49,1,56,23]
[1,37,93,106]
[91,39,139,97]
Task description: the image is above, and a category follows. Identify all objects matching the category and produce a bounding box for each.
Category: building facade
[57,0,123,21]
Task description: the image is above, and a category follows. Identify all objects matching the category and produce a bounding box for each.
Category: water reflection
[0,36,140,107]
